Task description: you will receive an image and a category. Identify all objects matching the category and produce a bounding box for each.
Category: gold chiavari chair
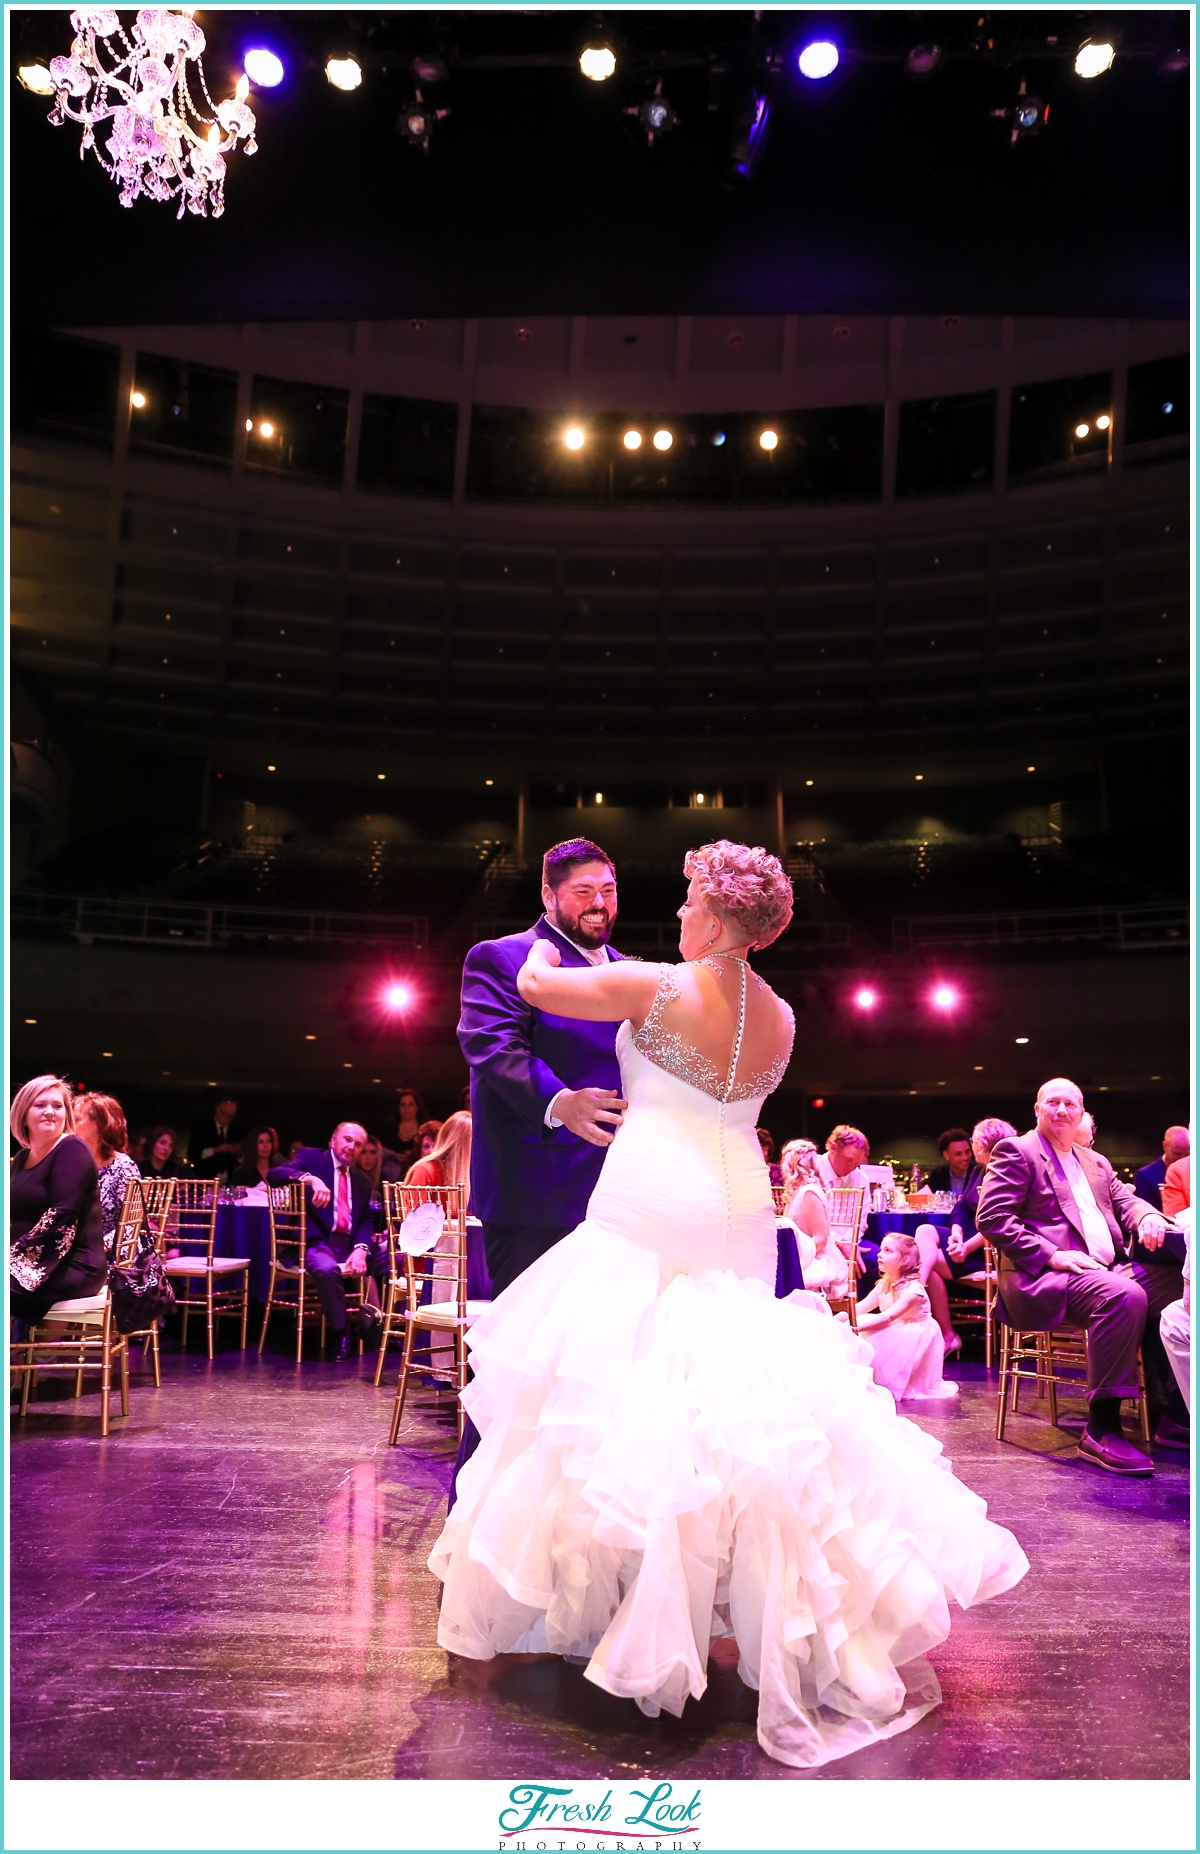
[771,1182,789,1219]
[115,1175,179,1385]
[162,1177,250,1358]
[945,1239,1000,1369]
[259,1184,316,1361]
[996,1320,1152,1447]
[387,1183,489,1445]
[374,1181,423,1385]
[11,1196,145,1436]
[825,1184,867,1330]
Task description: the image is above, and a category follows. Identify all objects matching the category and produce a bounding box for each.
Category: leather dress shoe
[332,1331,353,1361]
[1078,1430,1154,1476]
[1153,1415,1191,1451]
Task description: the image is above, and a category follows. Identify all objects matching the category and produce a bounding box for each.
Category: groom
[459,837,627,1298]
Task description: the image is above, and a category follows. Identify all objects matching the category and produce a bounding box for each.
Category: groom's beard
[550,902,616,949]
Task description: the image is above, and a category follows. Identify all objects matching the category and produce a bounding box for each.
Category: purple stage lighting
[384,983,413,1012]
[853,987,878,1011]
[798,40,839,80]
[931,984,959,1013]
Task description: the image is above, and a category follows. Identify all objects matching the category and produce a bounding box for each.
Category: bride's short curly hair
[683,840,794,948]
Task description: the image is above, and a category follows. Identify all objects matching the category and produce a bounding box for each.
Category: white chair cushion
[164,1255,249,1274]
[409,1300,489,1330]
[44,1291,109,1320]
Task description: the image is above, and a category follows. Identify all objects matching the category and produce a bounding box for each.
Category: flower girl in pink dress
[854,1234,959,1402]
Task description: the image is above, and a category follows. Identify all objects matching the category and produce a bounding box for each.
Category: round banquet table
[859,1209,952,1295]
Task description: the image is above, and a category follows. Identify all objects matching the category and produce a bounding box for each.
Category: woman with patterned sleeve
[10,1074,107,1330]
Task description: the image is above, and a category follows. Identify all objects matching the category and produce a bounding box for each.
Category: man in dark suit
[188,1093,245,1183]
[451,838,626,1487]
[978,1078,1182,1474]
[268,1121,383,1359]
[1134,1125,1191,1213]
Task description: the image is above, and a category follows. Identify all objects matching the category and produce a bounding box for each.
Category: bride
[429,840,1028,1769]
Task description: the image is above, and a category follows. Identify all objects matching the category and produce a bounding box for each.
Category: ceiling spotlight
[243,48,284,88]
[594,791,604,803]
[384,983,412,1012]
[990,78,1048,145]
[623,429,642,450]
[759,428,779,451]
[1075,422,1090,439]
[652,429,673,451]
[798,40,839,80]
[326,57,363,92]
[711,430,727,447]
[17,63,55,94]
[1075,39,1115,79]
[580,44,616,82]
[412,52,448,86]
[130,390,147,409]
[931,984,959,1013]
[398,89,448,151]
[1095,414,1111,431]
[904,44,942,79]
[853,987,878,1011]
[626,79,679,144]
[564,427,586,451]
[259,420,275,438]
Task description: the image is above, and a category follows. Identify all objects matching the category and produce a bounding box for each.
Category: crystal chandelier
[47,7,257,218]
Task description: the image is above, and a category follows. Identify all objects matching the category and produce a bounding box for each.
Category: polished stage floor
[9,1338,1191,1782]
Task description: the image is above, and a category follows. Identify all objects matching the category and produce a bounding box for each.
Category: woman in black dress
[229,1125,283,1187]
[142,1125,190,1181]
[10,1074,107,1328]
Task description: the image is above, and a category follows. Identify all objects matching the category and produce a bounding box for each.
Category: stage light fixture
[1015,1036,1030,1044]
[759,428,779,451]
[130,390,147,409]
[580,44,616,81]
[1075,39,1115,78]
[931,984,959,1012]
[623,429,642,450]
[245,419,253,431]
[326,57,363,91]
[594,792,604,804]
[626,79,679,144]
[17,63,55,94]
[853,987,878,1011]
[564,426,586,451]
[652,429,673,451]
[1095,414,1111,430]
[711,430,727,447]
[244,48,284,87]
[259,420,275,438]
[904,43,942,79]
[412,53,448,86]
[990,78,1048,143]
[798,40,839,80]
[384,983,412,1011]
[1162,401,1174,415]
[398,89,448,151]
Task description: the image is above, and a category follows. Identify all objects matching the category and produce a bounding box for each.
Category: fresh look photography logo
[497,1781,703,1848]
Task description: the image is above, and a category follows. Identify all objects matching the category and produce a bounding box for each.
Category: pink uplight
[384,983,412,1011]
[853,986,878,1011]
[931,984,959,1012]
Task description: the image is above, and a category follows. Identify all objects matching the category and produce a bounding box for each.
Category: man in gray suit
[979,1077,1180,1476]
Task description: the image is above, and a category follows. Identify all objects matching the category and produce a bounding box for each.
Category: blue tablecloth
[859,1210,952,1294]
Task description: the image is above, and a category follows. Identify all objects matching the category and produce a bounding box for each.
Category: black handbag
[108,1249,177,1335]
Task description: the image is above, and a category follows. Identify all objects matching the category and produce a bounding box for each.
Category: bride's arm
[517,942,665,1025]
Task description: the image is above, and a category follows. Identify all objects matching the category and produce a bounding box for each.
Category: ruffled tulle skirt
[428,1221,1028,1769]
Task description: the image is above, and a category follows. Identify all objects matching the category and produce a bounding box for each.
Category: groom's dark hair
[542,838,614,891]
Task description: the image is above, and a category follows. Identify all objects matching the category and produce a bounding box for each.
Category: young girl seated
[853,1232,958,1402]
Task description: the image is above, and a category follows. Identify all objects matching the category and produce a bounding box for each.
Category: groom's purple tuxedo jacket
[977,1127,1157,1329]
[458,920,624,1227]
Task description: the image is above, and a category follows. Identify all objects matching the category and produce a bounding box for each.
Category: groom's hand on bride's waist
[554,1087,628,1147]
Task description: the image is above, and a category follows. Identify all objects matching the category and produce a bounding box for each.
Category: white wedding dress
[429,958,1028,1769]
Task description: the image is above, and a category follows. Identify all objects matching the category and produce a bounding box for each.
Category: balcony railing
[12,891,429,951]
[891,902,1188,954]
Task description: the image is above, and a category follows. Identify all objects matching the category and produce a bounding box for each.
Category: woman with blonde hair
[431,840,1025,1770]
[404,1111,472,1204]
[10,1074,107,1330]
[780,1137,850,1299]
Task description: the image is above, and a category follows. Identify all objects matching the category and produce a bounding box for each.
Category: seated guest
[357,1135,406,1196]
[978,1076,1180,1474]
[404,1120,444,1176]
[945,1118,1018,1277]
[814,1124,870,1192]
[127,1129,147,1169]
[1162,1155,1191,1219]
[10,1074,106,1332]
[394,1088,428,1174]
[1077,1112,1097,1149]
[268,1122,384,1358]
[286,1138,306,1162]
[143,1126,190,1179]
[404,1111,472,1202]
[756,1127,784,1189]
[928,1128,973,1198]
[188,1093,245,1183]
[1134,1126,1190,1213]
[74,1092,141,1257]
[230,1125,283,1188]
[1159,1211,1190,1414]
[781,1139,848,1299]
[851,1234,957,1403]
